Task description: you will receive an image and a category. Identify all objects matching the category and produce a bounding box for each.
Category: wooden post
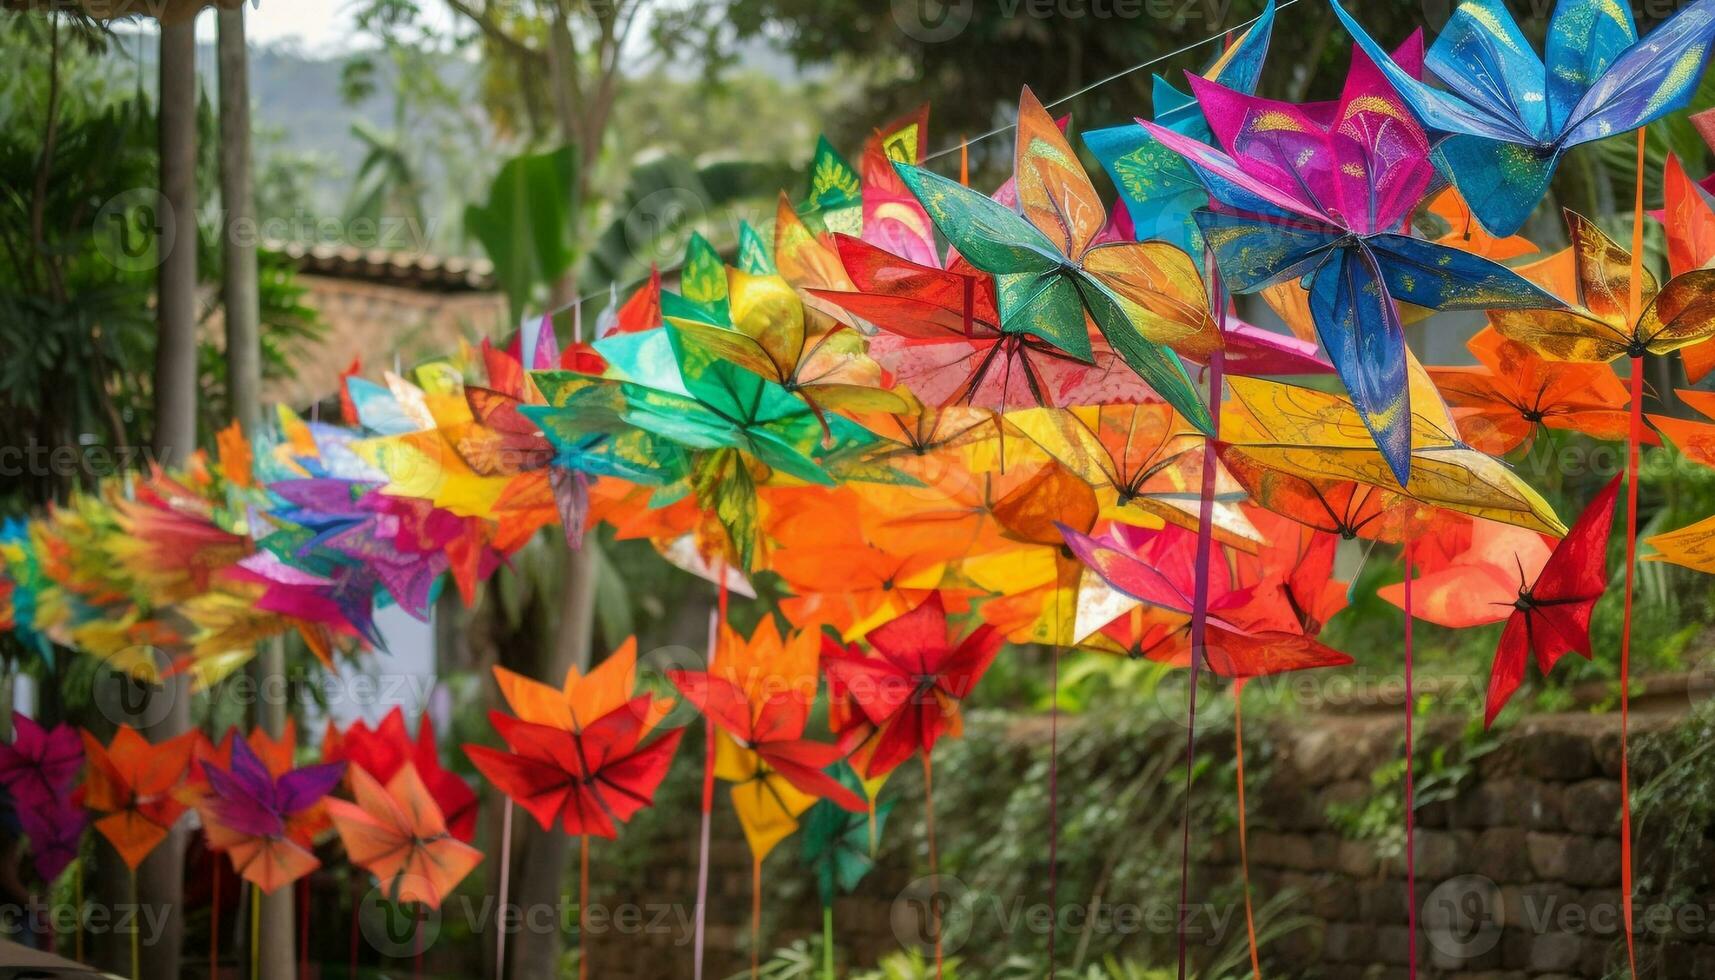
[133,15,199,980]
[217,7,294,977]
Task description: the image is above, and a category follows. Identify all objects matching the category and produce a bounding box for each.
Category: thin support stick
[350,873,360,980]
[1404,539,1419,979]
[130,869,140,980]
[1047,565,1067,971]
[495,798,514,980]
[212,860,221,979]
[750,857,763,980]
[1178,299,1226,980]
[693,578,725,980]
[822,904,835,980]
[1235,685,1260,980]
[1619,124,1647,980]
[922,752,942,980]
[579,835,590,980]
[300,875,309,978]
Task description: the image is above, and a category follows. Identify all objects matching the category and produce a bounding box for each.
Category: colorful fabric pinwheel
[1220,375,1566,535]
[858,104,937,267]
[326,763,482,909]
[1086,0,1276,255]
[1335,0,1715,234]
[1140,43,1558,481]
[1384,478,1620,725]
[322,707,478,843]
[1005,403,1259,542]
[821,592,1004,779]
[188,736,344,894]
[891,89,1214,431]
[662,253,905,420]
[1429,326,1635,454]
[466,699,682,839]
[533,324,875,569]
[79,726,198,870]
[671,618,866,850]
[820,235,1161,410]
[1490,211,1715,364]
[0,715,85,882]
[1061,522,1353,676]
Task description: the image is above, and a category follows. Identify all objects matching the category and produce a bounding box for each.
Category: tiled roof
[260,244,507,408]
[269,241,496,293]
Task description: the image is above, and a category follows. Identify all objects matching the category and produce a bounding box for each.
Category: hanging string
[495,798,514,979]
[822,904,835,980]
[692,579,725,980]
[1046,573,1064,974]
[130,869,141,980]
[1178,277,1227,980]
[868,794,880,857]
[579,834,591,980]
[1404,539,1419,980]
[299,876,310,978]
[351,873,362,980]
[1619,124,1648,980]
[75,862,84,963]
[750,857,764,980]
[44,883,56,957]
[1233,681,1261,980]
[520,0,1303,325]
[250,882,261,980]
[211,861,221,979]
[921,0,1302,165]
[922,751,942,980]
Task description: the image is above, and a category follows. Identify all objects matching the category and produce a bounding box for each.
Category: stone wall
[1230,714,1668,979]
[580,709,1702,979]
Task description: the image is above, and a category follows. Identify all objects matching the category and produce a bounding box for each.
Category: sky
[195,0,453,51]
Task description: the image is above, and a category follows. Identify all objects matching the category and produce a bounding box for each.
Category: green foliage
[1616,698,1715,974]
[734,938,826,979]
[1325,716,1500,861]
[0,14,320,514]
[465,144,581,322]
[345,116,426,235]
[579,152,798,298]
[850,948,964,980]
[752,889,1314,979]
[1053,650,1177,715]
[0,16,167,510]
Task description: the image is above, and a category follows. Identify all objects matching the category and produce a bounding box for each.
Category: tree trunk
[218,6,261,438]
[115,17,200,980]
[217,8,295,977]
[543,4,583,310]
[152,24,198,464]
[485,543,599,979]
